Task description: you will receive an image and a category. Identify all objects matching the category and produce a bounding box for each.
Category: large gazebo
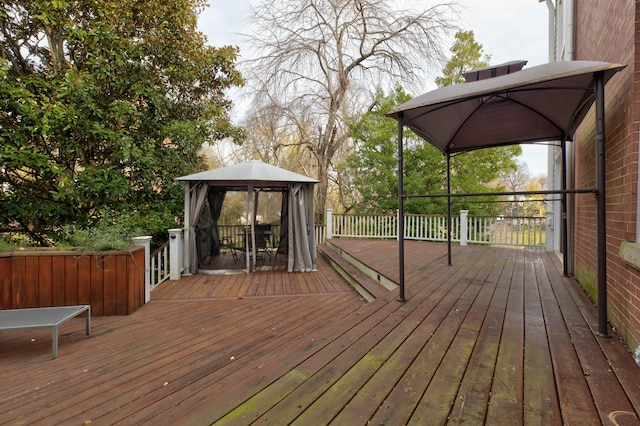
[177,161,318,274]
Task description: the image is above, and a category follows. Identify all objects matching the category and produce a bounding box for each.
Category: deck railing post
[326,209,333,240]
[169,228,182,280]
[460,210,468,246]
[545,211,554,252]
[132,236,152,303]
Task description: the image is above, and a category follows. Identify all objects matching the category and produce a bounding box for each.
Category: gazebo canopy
[388,60,624,154]
[387,60,625,337]
[177,160,318,188]
[177,161,318,275]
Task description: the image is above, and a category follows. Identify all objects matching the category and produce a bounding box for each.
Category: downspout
[637,131,640,243]
[565,0,576,275]
[543,0,556,60]
[543,0,560,257]
[561,137,568,276]
[594,72,609,338]
[564,0,575,61]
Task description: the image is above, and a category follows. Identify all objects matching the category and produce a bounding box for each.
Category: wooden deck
[1,239,639,425]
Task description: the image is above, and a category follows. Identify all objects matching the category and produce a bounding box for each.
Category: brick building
[546,0,640,351]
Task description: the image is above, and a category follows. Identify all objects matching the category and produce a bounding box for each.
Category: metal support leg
[52,325,59,359]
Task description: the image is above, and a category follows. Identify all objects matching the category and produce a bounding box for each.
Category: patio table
[0,305,91,359]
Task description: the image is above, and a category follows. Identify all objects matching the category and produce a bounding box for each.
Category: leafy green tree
[348,30,520,216]
[0,0,243,244]
[348,86,520,216]
[348,86,443,214]
[435,30,491,87]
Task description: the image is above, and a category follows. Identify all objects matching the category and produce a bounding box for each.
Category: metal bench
[0,305,91,359]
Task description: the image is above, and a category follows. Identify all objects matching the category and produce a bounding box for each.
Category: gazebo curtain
[278,191,289,254]
[187,182,210,274]
[207,189,226,256]
[287,183,316,272]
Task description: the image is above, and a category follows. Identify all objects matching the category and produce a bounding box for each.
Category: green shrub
[0,233,35,252]
[2,209,179,252]
[62,221,144,251]
[0,239,21,252]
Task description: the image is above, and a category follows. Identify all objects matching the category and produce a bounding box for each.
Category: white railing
[132,236,152,303]
[144,229,183,296]
[326,209,546,247]
[150,241,170,289]
[465,215,546,246]
[329,213,397,239]
[404,214,454,242]
[315,225,326,245]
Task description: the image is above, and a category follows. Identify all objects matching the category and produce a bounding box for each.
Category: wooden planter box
[0,247,145,316]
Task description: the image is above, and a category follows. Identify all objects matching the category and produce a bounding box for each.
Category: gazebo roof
[387,60,625,153]
[176,160,318,188]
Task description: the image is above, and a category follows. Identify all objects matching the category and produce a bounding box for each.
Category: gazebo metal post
[595,71,609,337]
[252,188,259,269]
[397,112,406,302]
[245,185,252,273]
[183,181,191,275]
[561,136,569,277]
[446,151,452,266]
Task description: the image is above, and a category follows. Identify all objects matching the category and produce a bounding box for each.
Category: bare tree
[497,160,550,217]
[499,160,531,193]
[244,0,459,223]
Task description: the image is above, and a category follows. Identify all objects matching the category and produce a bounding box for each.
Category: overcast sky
[197,0,551,176]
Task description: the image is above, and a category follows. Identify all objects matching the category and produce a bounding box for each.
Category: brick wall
[573,0,640,348]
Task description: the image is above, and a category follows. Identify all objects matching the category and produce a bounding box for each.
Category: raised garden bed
[0,247,145,316]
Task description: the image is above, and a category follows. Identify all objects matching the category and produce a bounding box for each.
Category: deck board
[536,252,601,424]
[368,248,498,425]
[486,249,525,425]
[1,239,639,425]
[522,249,561,424]
[447,247,514,425]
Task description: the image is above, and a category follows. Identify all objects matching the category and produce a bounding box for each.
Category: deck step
[318,243,395,302]
[324,240,398,292]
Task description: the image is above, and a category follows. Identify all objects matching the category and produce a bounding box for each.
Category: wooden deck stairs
[317,241,397,302]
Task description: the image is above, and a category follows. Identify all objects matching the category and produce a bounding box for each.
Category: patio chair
[254,230,272,261]
[219,237,238,262]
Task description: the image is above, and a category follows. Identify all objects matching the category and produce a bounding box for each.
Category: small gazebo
[387,60,624,337]
[177,161,318,274]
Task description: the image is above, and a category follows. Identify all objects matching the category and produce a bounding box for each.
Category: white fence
[131,229,184,301]
[326,209,546,247]
[150,241,170,289]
